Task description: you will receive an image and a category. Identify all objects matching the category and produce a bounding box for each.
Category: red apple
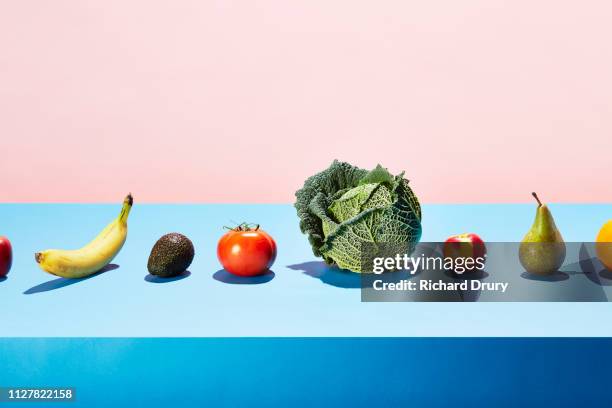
[0,236,12,278]
[443,233,486,273]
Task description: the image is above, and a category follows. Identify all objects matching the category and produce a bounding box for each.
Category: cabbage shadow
[287,261,360,289]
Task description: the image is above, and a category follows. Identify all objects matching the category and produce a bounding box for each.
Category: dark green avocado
[147,233,195,277]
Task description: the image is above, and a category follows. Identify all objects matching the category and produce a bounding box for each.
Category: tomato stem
[224,222,261,232]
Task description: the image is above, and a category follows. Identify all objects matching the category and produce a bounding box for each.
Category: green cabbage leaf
[295,161,422,272]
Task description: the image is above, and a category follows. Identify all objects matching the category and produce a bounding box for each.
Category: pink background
[1,0,610,203]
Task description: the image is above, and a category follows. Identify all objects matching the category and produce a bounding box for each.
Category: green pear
[519,192,566,275]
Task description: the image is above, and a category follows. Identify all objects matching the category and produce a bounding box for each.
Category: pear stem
[532,192,542,207]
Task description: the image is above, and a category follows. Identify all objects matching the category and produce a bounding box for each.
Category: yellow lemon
[596,220,612,271]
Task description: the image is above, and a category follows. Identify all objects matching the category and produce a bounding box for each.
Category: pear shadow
[213,269,275,285]
[145,271,191,283]
[520,271,569,282]
[24,264,120,295]
[287,261,360,289]
[0,276,6,283]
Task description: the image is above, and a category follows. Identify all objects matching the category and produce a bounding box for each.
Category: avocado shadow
[520,271,569,282]
[145,271,191,283]
[24,264,120,295]
[213,269,275,285]
[287,261,360,289]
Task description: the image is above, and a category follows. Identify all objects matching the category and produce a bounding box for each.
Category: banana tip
[126,193,133,206]
[34,252,42,264]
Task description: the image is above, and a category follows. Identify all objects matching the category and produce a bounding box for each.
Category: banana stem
[119,193,133,224]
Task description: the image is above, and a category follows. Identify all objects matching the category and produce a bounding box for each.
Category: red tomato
[217,225,277,277]
[0,236,12,278]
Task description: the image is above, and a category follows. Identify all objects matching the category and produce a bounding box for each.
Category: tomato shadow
[23,264,120,295]
[287,261,360,289]
[213,269,275,285]
[145,271,191,283]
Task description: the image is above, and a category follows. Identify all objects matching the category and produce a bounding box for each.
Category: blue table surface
[1,203,611,337]
[3,338,612,407]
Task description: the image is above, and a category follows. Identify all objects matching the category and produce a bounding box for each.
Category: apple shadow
[0,276,6,283]
[145,271,191,283]
[442,269,490,302]
[287,261,360,289]
[213,269,275,285]
[520,271,569,282]
[24,264,120,295]
[444,269,490,280]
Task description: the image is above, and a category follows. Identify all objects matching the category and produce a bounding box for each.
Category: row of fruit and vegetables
[0,161,611,282]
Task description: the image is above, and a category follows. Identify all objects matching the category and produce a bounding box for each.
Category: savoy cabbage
[295,161,422,273]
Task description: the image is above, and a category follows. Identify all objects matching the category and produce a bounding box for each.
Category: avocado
[147,233,195,277]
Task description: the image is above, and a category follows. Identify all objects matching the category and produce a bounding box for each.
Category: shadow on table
[572,243,612,286]
[0,276,6,283]
[24,264,120,295]
[443,269,490,302]
[213,269,275,285]
[145,271,191,283]
[287,261,360,289]
[520,271,569,282]
[444,269,490,280]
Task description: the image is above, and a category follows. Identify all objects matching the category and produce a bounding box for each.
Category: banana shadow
[213,269,275,284]
[24,264,120,295]
[145,271,191,283]
[287,261,360,289]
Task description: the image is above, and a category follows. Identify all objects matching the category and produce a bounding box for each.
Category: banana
[35,194,133,279]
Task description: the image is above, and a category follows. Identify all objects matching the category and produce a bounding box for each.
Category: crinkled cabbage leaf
[295,161,422,272]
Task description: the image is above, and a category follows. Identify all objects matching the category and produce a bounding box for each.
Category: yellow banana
[35,194,133,279]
